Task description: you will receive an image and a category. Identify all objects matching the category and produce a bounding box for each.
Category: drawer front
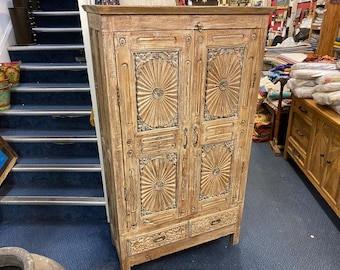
[189,209,238,237]
[127,223,187,255]
[291,113,311,151]
[294,99,313,122]
[286,138,306,168]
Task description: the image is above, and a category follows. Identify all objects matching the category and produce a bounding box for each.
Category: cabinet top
[301,98,340,127]
[82,5,274,16]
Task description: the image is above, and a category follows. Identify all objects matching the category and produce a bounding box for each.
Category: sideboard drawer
[286,138,306,168]
[294,98,313,123]
[290,113,311,151]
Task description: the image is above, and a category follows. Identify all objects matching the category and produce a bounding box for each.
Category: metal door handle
[193,126,198,147]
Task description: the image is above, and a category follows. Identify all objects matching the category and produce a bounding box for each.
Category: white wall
[0,0,15,62]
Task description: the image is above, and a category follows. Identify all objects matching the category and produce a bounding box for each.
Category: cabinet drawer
[286,138,306,167]
[294,99,313,122]
[127,223,187,255]
[291,113,311,151]
[189,209,238,237]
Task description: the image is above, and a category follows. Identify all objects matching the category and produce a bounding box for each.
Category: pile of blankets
[287,60,340,114]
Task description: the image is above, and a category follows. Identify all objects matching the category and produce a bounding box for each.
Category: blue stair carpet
[0,0,104,219]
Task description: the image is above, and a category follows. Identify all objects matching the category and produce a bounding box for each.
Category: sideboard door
[114,30,194,231]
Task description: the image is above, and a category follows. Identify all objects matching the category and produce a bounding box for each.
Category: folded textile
[291,62,337,70]
[313,82,340,92]
[277,53,307,64]
[291,86,314,98]
[312,91,340,105]
[290,69,340,80]
[268,91,292,100]
[315,74,340,84]
[287,78,316,89]
[252,122,271,143]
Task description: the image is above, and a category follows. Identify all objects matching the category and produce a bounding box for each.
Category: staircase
[0,0,106,222]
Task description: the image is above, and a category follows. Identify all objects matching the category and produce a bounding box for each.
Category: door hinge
[251,72,257,88]
[116,85,121,106]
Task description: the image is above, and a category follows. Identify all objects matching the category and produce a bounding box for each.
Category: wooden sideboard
[83,6,273,270]
[284,96,340,218]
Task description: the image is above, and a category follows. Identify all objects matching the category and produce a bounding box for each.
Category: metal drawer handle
[298,106,307,114]
[153,236,166,243]
[295,129,304,137]
[210,219,221,226]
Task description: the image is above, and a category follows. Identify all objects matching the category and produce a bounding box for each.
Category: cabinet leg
[269,138,282,156]
[229,232,240,245]
[120,261,131,270]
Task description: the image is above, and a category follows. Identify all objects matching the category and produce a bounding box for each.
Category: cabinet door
[114,30,194,231]
[189,28,262,215]
[321,131,340,210]
[308,119,331,186]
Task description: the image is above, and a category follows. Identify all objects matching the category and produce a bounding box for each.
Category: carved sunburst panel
[204,47,244,121]
[139,153,178,216]
[200,142,234,200]
[135,51,179,132]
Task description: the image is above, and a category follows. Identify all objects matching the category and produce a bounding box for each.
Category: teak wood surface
[284,96,340,219]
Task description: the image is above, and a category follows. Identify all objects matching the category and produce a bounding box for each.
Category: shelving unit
[308,1,324,51]
[308,0,340,55]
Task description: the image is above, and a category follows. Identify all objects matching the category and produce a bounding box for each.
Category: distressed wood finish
[284,96,340,218]
[83,6,273,270]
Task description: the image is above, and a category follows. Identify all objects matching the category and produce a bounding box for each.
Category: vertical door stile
[179,32,194,217]
[189,29,207,215]
[103,30,128,234]
[115,33,140,231]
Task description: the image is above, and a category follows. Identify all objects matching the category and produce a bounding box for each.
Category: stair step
[11,91,91,107]
[0,185,104,197]
[32,11,80,16]
[20,63,87,71]
[33,27,82,33]
[13,157,100,172]
[12,164,101,173]
[0,105,91,116]
[7,44,84,51]
[0,196,105,206]
[11,83,90,93]
[0,115,93,130]
[39,0,79,12]
[2,136,96,143]
[1,129,95,139]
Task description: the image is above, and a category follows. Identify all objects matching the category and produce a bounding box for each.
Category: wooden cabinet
[83,6,273,270]
[284,96,340,218]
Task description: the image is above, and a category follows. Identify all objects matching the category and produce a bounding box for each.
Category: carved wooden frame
[0,136,18,185]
